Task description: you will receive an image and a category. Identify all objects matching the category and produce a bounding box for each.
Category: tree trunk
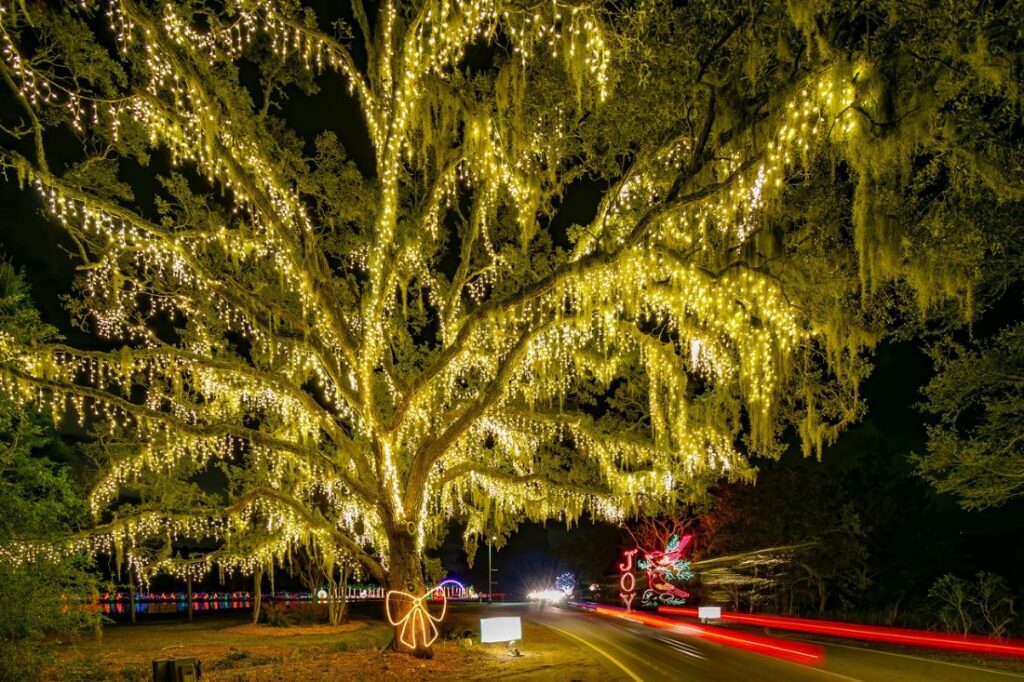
[129,578,136,625]
[186,574,193,623]
[749,566,757,613]
[252,565,262,624]
[92,585,103,641]
[386,526,431,657]
[329,564,349,626]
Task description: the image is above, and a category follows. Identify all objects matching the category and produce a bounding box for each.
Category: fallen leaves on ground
[53,612,616,681]
[222,621,366,637]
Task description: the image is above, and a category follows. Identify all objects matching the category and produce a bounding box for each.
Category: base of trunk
[385,528,437,656]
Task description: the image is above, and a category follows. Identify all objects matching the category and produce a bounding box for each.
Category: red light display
[618,548,638,612]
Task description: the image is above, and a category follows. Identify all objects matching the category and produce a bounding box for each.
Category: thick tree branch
[7,366,376,505]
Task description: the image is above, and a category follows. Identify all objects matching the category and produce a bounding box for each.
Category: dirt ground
[53,610,615,681]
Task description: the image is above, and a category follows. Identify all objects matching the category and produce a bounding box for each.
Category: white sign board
[698,606,722,620]
[480,616,523,643]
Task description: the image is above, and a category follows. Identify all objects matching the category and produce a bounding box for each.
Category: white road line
[577,616,686,680]
[542,622,644,682]
[794,638,1024,679]
[653,634,706,659]
[803,666,865,681]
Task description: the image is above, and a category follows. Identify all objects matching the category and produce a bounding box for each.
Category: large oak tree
[1,0,1020,652]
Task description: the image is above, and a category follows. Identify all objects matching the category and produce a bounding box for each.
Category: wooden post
[186,574,193,622]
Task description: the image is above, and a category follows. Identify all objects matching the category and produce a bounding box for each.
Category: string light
[637,533,694,607]
[385,587,448,650]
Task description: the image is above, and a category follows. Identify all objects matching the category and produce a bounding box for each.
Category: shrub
[262,601,294,627]
[261,601,334,627]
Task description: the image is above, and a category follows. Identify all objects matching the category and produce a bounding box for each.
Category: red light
[592,604,824,666]
[657,606,1024,658]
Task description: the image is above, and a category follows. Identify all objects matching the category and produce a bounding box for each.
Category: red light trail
[577,603,825,666]
[657,606,1024,658]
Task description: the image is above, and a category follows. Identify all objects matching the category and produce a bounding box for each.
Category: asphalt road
[521,605,1024,681]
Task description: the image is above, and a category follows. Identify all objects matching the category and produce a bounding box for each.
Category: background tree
[0,0,1021,654]
[710,471,871,615]
[929,572,1017,637]
[0,263,99,681]
[915,324,1024,509]
[294,544,352,626]
[623,511,717,562]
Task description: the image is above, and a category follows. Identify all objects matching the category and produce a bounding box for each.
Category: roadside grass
[50,616,395,681]
[444,609,617,680]
[49,608,616,681]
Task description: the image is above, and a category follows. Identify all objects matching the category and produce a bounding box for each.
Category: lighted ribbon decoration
[385,586,448,650]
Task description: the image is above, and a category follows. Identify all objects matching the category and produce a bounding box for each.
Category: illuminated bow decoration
[385,586,448,650]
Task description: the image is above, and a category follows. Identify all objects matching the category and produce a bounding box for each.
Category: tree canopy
[915,323,1024,509]
[0,0,1021,633]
